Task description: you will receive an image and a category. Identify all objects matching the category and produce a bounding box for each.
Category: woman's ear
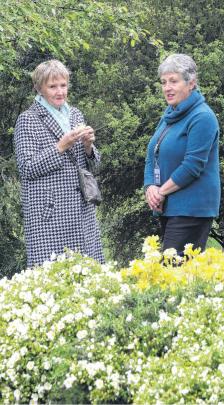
[34,85,41,94]
[189,79,196,90]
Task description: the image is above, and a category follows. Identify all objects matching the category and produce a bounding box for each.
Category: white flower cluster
[0,252,134,403]
[1,244,224,404]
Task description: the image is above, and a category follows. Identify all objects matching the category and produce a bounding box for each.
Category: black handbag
[67,150,102,206]
[77,166,102,205]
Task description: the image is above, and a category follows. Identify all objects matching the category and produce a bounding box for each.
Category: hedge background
[0,0,223,277]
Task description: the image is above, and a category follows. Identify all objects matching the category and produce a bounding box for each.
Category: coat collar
[29,101,76,140]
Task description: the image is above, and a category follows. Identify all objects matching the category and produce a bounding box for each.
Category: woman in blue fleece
[144,54,220,255]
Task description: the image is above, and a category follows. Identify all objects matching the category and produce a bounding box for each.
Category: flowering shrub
[133,292,224,404]
[121,235,224,290]
[0,238,224,404]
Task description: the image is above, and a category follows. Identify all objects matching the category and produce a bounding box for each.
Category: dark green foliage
[0,157,26,277]
[0,0,223,276]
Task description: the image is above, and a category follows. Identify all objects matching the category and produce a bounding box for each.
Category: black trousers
[160,216,213,256]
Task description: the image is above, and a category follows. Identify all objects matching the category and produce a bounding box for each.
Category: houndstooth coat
[14,101,104,267]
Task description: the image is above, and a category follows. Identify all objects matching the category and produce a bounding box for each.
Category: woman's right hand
[56,126,86,153]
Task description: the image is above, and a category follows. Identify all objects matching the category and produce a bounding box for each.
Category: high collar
[35,95,71,134]
[163,90,205,124]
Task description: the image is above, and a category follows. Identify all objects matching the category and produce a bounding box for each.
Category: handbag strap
[66,149,80,168]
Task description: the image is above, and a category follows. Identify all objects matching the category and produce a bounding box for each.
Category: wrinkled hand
[81,126,95,155]
[56,126,88,153]
[145,185,165,212]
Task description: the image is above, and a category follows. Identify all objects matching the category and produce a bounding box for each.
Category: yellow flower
[142,235,160,253]
[121,235,224,291]
[120,268,129,279]
[136,279,148,290]
[184,243,201,258]
[130,260,147,277]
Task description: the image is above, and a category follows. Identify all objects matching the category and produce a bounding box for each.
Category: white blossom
[50,252,57,261]
[108,336,116,346]
[59,336,66,345]
[109,295,124,304]
[126,313,133,322]
[30,393,39,404]
[74,312,83,320]
[151,322,159,330]
[171,365,178,375]
[27,361,35,371]
[77,330,88,340]
[7,351,21,368]
[14,389,21,401]
[43,361,51,370]
[46,330,55,341]
[43,382,52,391]
[88,319,97,329]
[95,379,104,389]
[163,248,177,258]
[215,283,224,292]
[64,374,76,389]
[20,347,28,356]
[42,260,52,270]
[19,290,33,303]
[218,364,224,375]
[110,372,120,390]
[82,307,93,317]
[180,388,189,395]
[7,319,28,337]
[159,310,170,322]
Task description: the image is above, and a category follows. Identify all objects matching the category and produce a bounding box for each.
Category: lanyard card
[153,125,172,187]
[154,164,161,186]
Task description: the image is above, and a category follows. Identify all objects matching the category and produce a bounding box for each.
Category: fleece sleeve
[171,111,219,188]
[144,119,165,187]
[144,142,155,187]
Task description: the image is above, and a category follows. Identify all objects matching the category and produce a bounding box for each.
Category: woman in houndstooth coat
[14,60,104,267]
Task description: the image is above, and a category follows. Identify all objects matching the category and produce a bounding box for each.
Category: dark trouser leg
[160,216,213,256]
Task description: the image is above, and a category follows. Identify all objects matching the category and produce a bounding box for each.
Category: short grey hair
[32,59,70,92]
[158,54,197,85]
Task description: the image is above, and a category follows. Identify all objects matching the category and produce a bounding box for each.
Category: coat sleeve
[14,112,66,180]
[171,111,219,188]
[85,144,101,173]
[69,106,101,173]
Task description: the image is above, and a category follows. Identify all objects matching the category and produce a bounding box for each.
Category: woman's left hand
[145,185,165,212]
[81,126,95,155]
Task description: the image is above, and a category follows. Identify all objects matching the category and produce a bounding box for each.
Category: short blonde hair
[32,59,70,92]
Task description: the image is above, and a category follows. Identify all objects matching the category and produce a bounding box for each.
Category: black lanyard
[154,125,172,159]
[153,125,172,186]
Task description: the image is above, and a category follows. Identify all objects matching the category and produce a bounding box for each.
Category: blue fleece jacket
[144,90,220,217]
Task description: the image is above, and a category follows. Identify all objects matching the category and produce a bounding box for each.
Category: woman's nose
[163,82,172,91]
[57,86,64,94]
